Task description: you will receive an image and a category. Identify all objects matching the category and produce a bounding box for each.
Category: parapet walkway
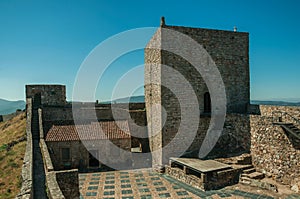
[32,108,47,198]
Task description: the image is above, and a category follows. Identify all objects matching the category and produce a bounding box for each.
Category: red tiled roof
[45,120,130,142]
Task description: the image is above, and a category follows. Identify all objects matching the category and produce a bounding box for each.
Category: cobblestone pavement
[79,169,300,199]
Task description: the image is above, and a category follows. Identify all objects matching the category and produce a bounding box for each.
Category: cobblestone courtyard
[79,169,300,199]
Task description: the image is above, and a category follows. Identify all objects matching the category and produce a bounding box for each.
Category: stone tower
[26,85,66,106]
[145,18,250,166]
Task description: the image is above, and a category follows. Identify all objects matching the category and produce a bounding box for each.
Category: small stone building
[45,120,131,170]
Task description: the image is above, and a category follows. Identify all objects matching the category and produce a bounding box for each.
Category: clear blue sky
[0,0,299,102]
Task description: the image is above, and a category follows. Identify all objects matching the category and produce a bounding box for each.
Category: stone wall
[159,25,249,113]
[45,172,64,199]
[26,85,66,106]
[250,105,300,188]
[55,170,79,199]
[16,99,33,199]
[40,139,64,199]
[145,28,163,165]
[145,22,250,166]
[207,114,251,158]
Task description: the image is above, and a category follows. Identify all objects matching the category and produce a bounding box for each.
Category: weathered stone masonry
[250,105,300,188]
[145,20,250,166]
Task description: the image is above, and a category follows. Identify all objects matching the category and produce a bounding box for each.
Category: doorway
[89,150,99,167]
[204,92,211,113]
[33,93,41,108]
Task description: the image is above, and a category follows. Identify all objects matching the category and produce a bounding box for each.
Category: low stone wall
[165,166,202,189]
[16,99,33,199]
[250,105,300,190]
[46,172,64,199]
[165,165,240,191]
[55,170,80,199]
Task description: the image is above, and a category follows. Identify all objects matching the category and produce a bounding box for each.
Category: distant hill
[102,96,300,107]
[0,99,25,115]
[102,95,145,104]
[251,100,300,106]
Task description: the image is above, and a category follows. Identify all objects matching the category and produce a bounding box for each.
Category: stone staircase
[272,110,300,140]
[279,123,300,140]
[216,154,278,191]
[224,154,278,192]
[240,165,265,183]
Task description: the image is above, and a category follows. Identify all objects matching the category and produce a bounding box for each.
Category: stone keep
[145,19,250,166]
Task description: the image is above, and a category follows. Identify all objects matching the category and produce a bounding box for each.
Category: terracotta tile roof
[45,120,130,142]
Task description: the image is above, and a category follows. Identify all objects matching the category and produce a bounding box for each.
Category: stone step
[240,176,251,185]
[233,164,253,171]
[242,172,264,180]
[237,159,252,165]
[243,168,256,174]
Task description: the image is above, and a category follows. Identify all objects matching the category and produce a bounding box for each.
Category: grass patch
[0,112,26,199]
[0,144,7,152]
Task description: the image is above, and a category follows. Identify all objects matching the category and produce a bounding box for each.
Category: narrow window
[204,92,211,113]
[61,148,70,161]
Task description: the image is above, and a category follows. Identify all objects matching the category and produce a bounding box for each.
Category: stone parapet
[16,99,33,199]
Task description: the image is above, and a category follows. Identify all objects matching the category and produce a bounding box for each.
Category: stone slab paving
[79,169,299,199]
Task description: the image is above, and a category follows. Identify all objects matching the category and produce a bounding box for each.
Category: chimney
[160,16,166,27]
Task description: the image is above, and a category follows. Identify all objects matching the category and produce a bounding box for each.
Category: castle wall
[16,99,33,199]
[250,105,300,188]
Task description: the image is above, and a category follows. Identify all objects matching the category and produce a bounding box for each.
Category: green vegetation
[0,113,26,199]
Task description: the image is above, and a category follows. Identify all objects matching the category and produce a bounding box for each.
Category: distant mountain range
[2,96,298,115]
[103,95,300,107]
[251,100,300,106]
[101,95,145,104]
[0,99,25,115]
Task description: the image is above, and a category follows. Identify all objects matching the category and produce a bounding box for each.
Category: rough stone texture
[145,23,250,166]
[26,85,66,106]
[250,105,300,190]
[291,177,300,193]
[55,169,80,199]
[206,114,251,158]
[16,99,33,199]
[145,28,163,166]
[241,177,278,192]
[46,172,65,199]
[40,139,54,172]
